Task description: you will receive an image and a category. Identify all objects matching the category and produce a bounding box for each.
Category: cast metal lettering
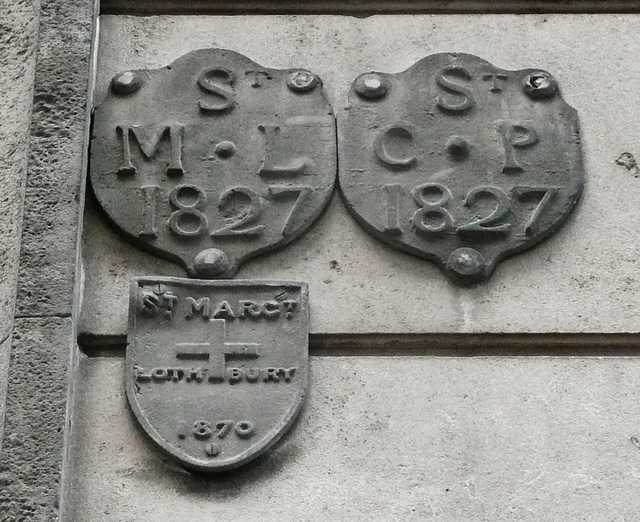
[126,278,308,472]
[210,187,265,237]
[138,185,159,238]
[245,69,272,88]
[137,284,178,318]
[182,296,298,320]
[436,65,476,113]
[129,182,328,244]
[197,67,236,112]
[384,182,563,238]
[116,123,184,176]
[374,124,417,169]
[341,52,583,285]
[91,48,336,278]
[257,115,328,178]
[499,122,539,172]
[168,184,208,237]
[267,186,314,237]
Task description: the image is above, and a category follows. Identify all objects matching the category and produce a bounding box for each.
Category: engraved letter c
[373,124,417,169]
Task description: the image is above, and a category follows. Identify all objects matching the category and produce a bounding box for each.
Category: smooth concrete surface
[68,354,640,521]
[83,14,640,338]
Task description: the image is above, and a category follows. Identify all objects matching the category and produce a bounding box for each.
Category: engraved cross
[175,319,259,381]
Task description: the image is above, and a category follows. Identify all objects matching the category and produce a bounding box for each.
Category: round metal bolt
[287,70,319,93]
[446,136,471,159]
[153,283,167,295]
[205,442,219,457]
[274,289,288,301]
[523,71,557,99]
[214,140,236,158]
[446,248,486,281]
[111,71,142,95]
[193,248,230,279]
[354,73,389,100]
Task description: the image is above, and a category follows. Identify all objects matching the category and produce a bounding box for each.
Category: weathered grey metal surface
[90,49,336,278]
[127,277,308,472]
[339,52,583,285]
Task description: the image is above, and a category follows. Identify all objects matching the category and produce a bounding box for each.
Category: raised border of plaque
[126,277,309,472]
[339,52,583,285]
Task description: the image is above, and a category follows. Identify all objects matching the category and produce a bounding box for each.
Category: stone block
[0,336,11,456]
[81,14,640,339]
[15,0,96,318]
[66,354,640,520]
[0,0,39,343]
[0,317,74,521]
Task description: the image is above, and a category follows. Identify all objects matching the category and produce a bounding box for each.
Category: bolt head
[354,73,389,100]
[287,70,319,93]
[193,248,230,279]
[111,71,142,95]
[523,71,557,99]
[153,283,167,295]
[446,248,486,282]
[205,442,220,457]
[446,136,471,159]
[214,140,236,158]
[274,288,288,301]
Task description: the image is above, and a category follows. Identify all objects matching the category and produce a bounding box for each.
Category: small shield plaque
[90,49,336,278]
[339,53,583,285]
[127,277,308,472]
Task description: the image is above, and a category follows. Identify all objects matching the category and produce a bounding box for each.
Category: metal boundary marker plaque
[88,49,331,472]
[339,52,583,285]
[127,278,308,472]
[90,48,336,278]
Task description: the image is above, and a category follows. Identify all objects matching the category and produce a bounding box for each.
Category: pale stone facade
[3,3,640,521]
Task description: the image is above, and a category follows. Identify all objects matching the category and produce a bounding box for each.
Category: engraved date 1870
[176,419,256,458]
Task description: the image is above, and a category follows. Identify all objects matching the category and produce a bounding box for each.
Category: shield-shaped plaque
[90,49,336,278]
[339,53,583,285]
[127,277,308,472]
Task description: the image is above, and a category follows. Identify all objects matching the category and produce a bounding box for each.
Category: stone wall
[0,0,40,452]
[0,0,96,519]
[71,13,640,521]
[84,14,640,339]
[3,5,640,522]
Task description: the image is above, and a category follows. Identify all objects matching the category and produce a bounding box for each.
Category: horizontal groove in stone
[100,0,640,15]
[79,332,640,358]
[14,313,73,319]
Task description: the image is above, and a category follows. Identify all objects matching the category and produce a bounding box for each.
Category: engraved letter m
[116,123,184,176]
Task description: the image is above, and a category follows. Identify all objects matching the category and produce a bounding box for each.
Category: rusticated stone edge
[0,0,40,454]
[0,318,72,521]
[0,0,97,518]
[14,0,96,318]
